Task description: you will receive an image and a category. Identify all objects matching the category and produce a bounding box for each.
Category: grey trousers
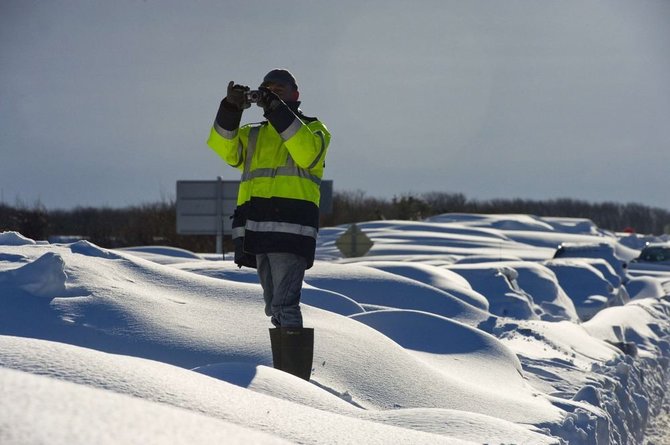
[256,253,307,328]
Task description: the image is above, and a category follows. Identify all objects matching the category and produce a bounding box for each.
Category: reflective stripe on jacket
[207,101,330,268]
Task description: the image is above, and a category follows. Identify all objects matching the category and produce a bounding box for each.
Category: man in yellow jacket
[207,69,330,380]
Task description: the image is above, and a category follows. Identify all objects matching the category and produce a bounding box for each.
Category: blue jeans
[256,253,307,328]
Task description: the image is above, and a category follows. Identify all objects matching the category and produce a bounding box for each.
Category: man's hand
[257,87,283,114]
[225,81,251,111]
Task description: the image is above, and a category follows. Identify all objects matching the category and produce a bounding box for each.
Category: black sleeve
[215,99,243,131]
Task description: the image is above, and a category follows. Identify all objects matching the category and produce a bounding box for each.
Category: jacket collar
[286,101,302,114]
[262,101,304,127]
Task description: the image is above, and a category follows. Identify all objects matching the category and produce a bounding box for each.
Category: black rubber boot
[268,327,314,381]
[269,327,282,370]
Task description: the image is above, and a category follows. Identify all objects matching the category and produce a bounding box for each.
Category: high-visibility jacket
[207,99,330,269]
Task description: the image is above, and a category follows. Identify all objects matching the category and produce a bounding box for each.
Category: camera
[245,90,263,104]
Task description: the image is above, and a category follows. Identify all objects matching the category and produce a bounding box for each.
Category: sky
[2,0,670,210]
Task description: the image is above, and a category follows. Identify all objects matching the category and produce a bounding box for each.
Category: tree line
[2,191,669,251]
[0,201,212,252]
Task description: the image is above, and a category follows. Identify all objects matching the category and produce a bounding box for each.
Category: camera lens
[247,90,261,103]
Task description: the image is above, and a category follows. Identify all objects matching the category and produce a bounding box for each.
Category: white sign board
[176,178,334,237]
[176,179,239,236]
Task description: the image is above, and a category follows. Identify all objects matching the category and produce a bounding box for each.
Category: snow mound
[541,217,600,235]
[70,240,121,259]
[0,253,28,264]
[192,362,361,413]
[543,259,618,321]
[509,262,579,322]
[583,300,670,356]
[350,309,527,393]
[447,264,539,320]
[302,284,365,316]
[173,260,259,283]
[0,367,290,445]
[192,357,560,443]
[449,261,579,322]
[306,262,490,326]
[427,213,555,232]
[350,260,489,310]
[0,336,474,444]
[625,276,666,300]
[0,231,36,246]
[0,252,67,297]
[174,261,365,316]
[117,245,203,264]
[453,254,524,264]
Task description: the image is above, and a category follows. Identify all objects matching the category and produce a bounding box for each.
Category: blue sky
[2,0,669,209]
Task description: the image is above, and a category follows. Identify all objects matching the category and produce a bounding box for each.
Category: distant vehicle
[553,242,628,284]
[632,243,670,264]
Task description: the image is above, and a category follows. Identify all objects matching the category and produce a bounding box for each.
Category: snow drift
[2,214,670,444]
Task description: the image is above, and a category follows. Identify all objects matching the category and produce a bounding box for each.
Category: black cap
[263,69,298,90]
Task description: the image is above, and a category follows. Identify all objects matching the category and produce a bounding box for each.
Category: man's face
[260,81,296,101]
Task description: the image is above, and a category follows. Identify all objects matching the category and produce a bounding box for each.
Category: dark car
[633,243,670,264]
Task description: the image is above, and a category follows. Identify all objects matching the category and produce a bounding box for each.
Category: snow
[117,245,205,264]
[0,367,291,445]
[543,259,625,321]
[627,276,667,301]
[0,231,36,246]
[2,214,670,444]
[447,260,580,322]
[346,260,489,310]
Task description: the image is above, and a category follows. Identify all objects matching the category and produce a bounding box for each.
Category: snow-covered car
[573,258,621,287]
[553,242,629,284]
[448,261,579,322]
[544,259,624,321]
[446,264,539,320]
